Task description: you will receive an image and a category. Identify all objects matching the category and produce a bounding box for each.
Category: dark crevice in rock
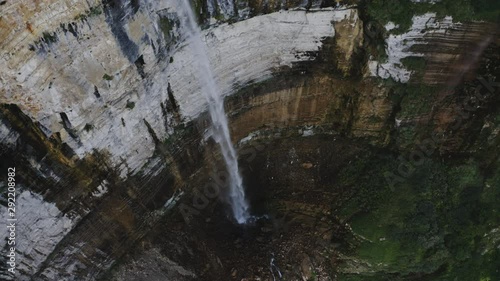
[167,82,178,111]
[143,118,160,145]
[93,85,101,98]
[134,55,146,79]
[67,22,79,37]
[130,0,140,14]
[160,101,170,130]
[102,0,140,63]
[150,39,156,54]
[1,104,50,158]
[32,31,59,51]
[59,112,78,139]
[146,174,176,210]
[165,83,182,124]
[60,22,79,38]
[319,0,338,8]
[305,0,312,10]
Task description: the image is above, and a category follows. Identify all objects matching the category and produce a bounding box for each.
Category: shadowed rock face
[0,0,499,280]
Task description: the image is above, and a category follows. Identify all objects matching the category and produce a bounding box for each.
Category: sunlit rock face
[1,0,499,280]
[0,1,358,177]
[0,190,73,277]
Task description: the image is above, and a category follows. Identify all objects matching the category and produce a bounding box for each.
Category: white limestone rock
[368,13,457,83]
[0,190,74,279]
[1,5,358,179]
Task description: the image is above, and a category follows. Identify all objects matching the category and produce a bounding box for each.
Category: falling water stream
[177,0,251,224]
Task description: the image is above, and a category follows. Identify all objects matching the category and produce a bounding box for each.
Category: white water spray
[177,0,251,224]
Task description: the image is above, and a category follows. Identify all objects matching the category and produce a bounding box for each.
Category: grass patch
[396,84,437,118]
[125,101,135,110]
[102,73,114,81]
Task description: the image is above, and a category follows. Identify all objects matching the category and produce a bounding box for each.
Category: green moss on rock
[336,149,499,280]
[103,73,114,81]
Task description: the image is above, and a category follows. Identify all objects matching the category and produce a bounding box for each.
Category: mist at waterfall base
[177,0,251,224]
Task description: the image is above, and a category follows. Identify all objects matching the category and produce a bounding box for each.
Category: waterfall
[177,0,251,224]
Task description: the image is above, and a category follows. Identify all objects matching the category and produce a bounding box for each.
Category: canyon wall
[0,0,498,280]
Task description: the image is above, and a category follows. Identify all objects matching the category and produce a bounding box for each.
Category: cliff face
[0,1,363,279]
[0,0,358,176]
[0,0,499,280]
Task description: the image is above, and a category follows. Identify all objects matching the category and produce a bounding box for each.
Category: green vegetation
[159,16,174,40]
[158,15,180,48]
[396,84,437,118]
[214,12,226,22]
[42,32,57,44]
[388,83,440,147]
[400,56,427,81]
[191,0,208,25]
[163,123,195,146]
[102,73,114,81]
[336,150,500,280]
[366,0,499,34]
[337,151,399,217]
[88,6,102,17]
[125,101,135,110]
[74,5,102,21]
[212,8,238,24]
[400,56,426,72]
